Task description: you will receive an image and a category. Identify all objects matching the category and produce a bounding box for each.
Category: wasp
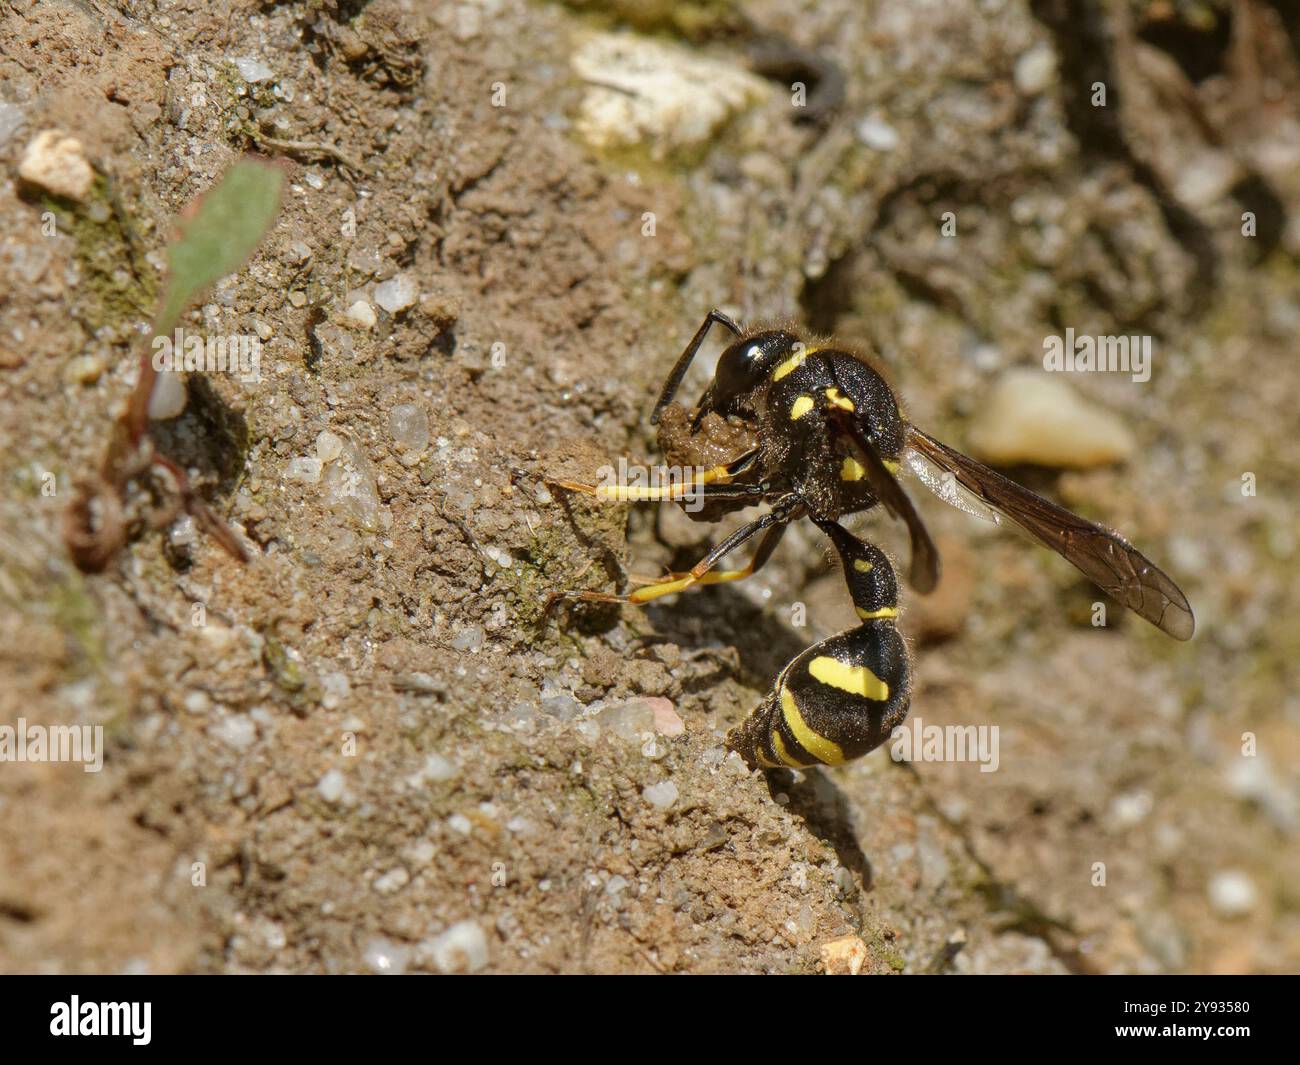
[550,310,1194,771]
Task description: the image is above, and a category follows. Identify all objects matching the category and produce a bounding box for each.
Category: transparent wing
[905,425,1194,640]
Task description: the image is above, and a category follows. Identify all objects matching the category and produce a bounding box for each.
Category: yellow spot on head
[790,395,815,420]
[807,655,890,701]
[824,387,855,412]
[840,456,866,482]
[852,558,873,573]
[779,688,846,765]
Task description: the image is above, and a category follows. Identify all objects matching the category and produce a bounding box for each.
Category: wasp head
[693,330,802,425]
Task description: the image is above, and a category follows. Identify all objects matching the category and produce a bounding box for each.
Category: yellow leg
[624,563,758,601]
[550,462,743,503]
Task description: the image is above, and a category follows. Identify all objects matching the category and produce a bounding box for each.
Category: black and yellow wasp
[552,310,1195,771]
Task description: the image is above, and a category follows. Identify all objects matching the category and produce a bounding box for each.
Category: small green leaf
[156,159,284,334]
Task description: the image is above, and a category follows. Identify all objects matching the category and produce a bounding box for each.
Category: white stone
[388,403,430,463]
[315,430,344,464]
[317,769,346,803]
[374,273,418,314]
[1208,870,1258,918]
[285,456,322,483]
[344,299,377,329]
[421,920,489,974]
[1014,45,1057,95]
[234,57,275,83]
[148,369,188,420]
[856,116,900,151]
[967,369,1136,468]
[373,867,410,895]
[572,33,768,159]
[210,714,257,750]
[18,130,94,201]
[362,937,409,975]
[642,780,678,809]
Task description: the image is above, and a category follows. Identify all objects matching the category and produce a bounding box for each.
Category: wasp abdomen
[728,521,912,769]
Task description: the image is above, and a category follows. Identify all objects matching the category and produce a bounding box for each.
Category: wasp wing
[904,425,1194,640]
[832,413,940,594]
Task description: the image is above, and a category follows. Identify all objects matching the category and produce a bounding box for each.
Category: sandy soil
[0,0,1297,973]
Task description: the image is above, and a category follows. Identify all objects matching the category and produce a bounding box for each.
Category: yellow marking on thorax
[807,655,890,701]
[824,387,855,412]
[790,395,815,420]
[855,605,898,620]
[852,558,873,573]
[779,688,846,765]
[840,456,866,482]
[881,458,900,474]
[772,345,818,381]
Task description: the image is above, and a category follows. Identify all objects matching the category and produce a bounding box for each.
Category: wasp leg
[728,520,911,769]
[547,498,798,613]
[548,449,760,503]
[651,308,742,425]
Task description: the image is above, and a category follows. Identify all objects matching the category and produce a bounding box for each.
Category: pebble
[417,752,457,783]
[234,57,275,83]
[148,369,188,421]
[374,273,418,314]
[315,430,344,464]
[450,624,485,653]
[362,937,409,975]
[18,129,94,201]
[285,456,323,483]
[320,670,351,710]
[642,780,679,809]
[388,403,430,463]
[966,369,1136,468]
[540,693,582,722]
[66,354,105,385]
[209,714,257,750]
[316,769,346,803]
[420,920,489,974]
[373,867,410,895]
[1014,45,1057,95]
[571,33,768,159]
[344,299,377,329]
[168,515,198,548]
[856,116,900,151]
[183,691,211,715]
[1225,756,1298,831]
[600,698,657,742]
[820,934,869,975]
[1208,870,1258,919]
[404,839,437,865]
